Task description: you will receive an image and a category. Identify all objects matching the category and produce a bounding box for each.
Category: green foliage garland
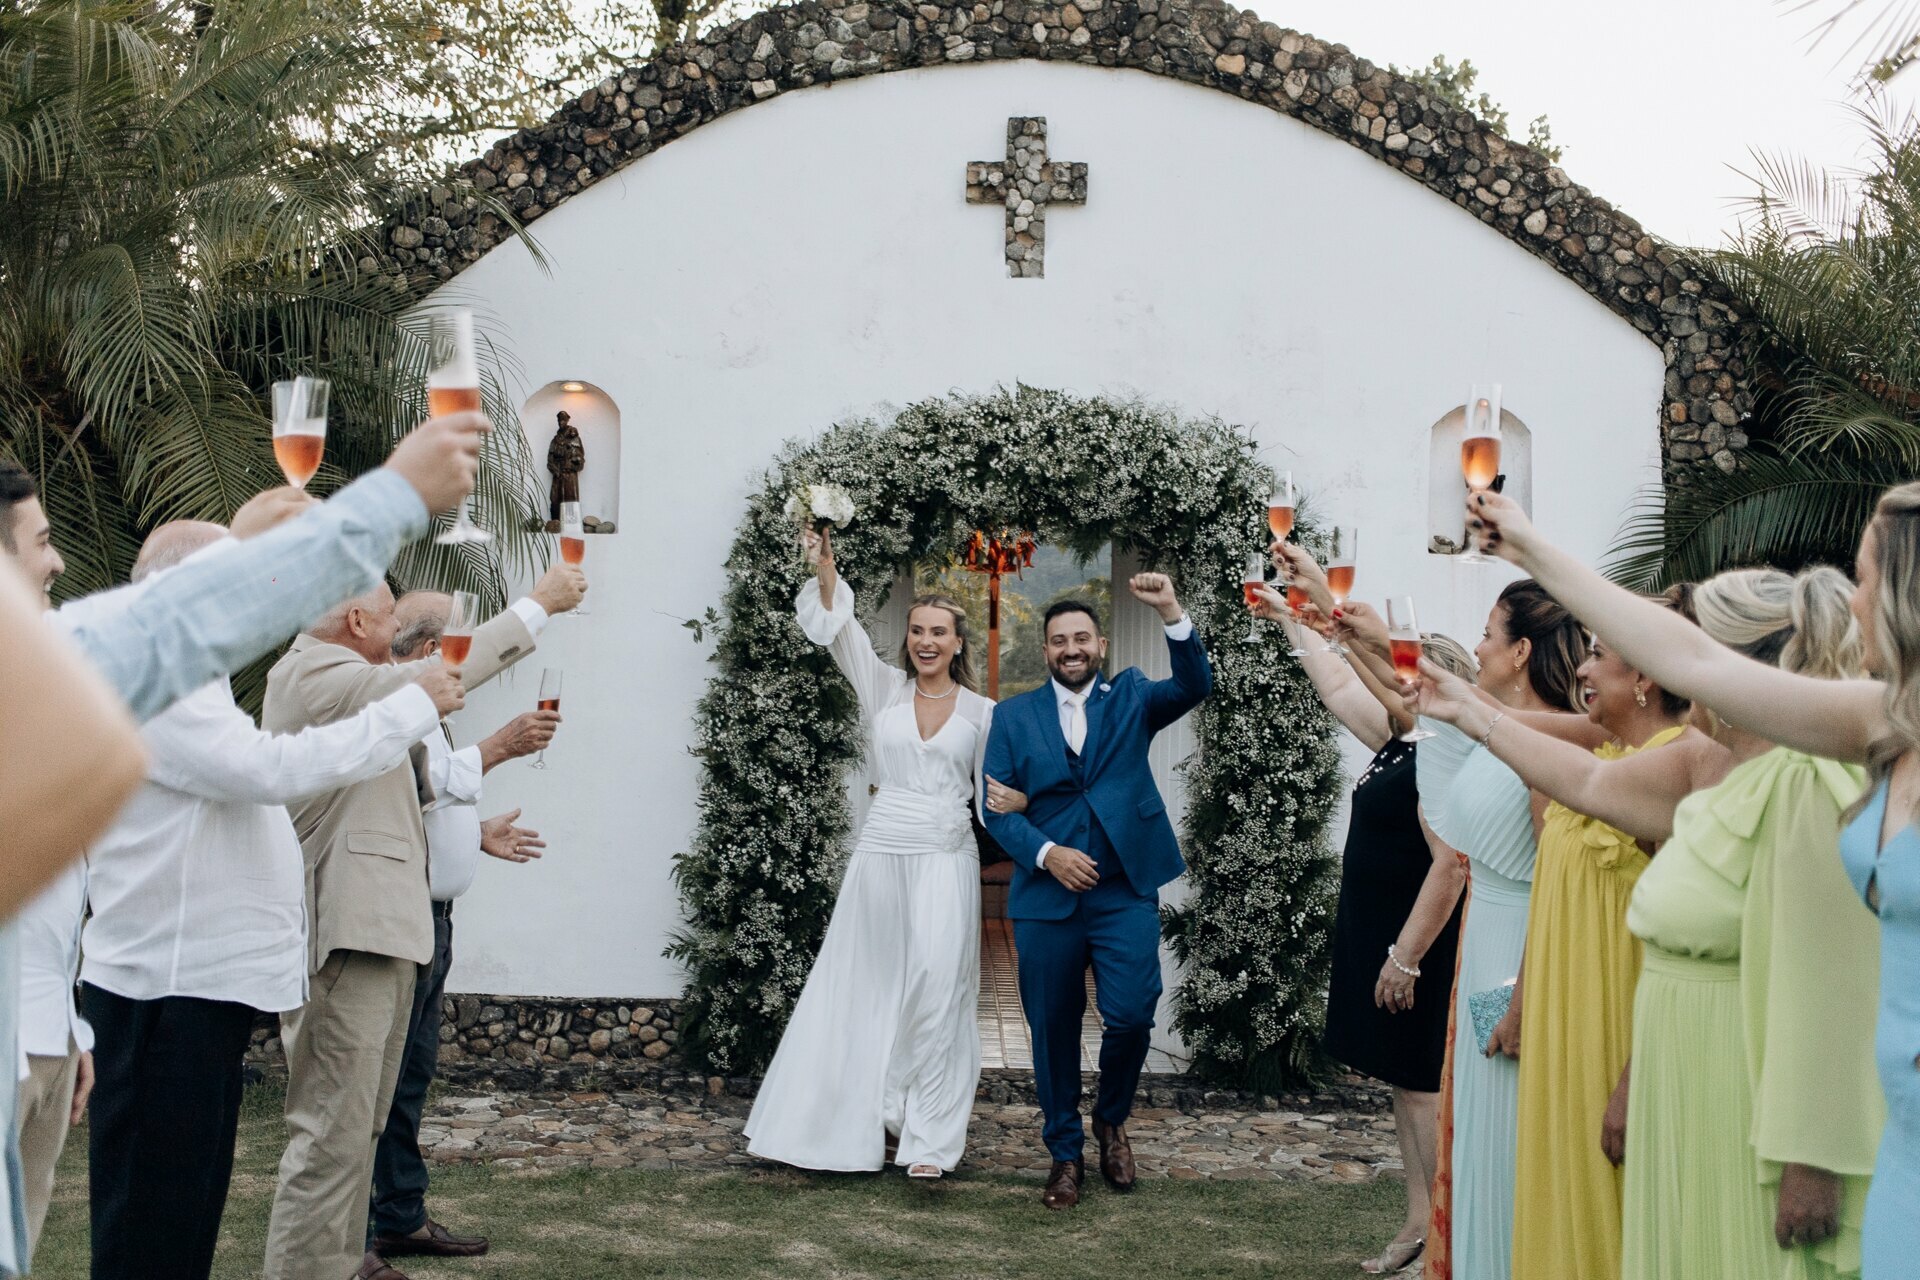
[668,387,1343,1090]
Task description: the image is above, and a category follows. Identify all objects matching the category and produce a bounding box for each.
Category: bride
[744,527,1021,1177]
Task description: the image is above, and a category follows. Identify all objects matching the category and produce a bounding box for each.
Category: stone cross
[965,117,1088,279]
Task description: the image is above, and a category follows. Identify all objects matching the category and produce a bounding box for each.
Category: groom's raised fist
[1128,572,1184,624]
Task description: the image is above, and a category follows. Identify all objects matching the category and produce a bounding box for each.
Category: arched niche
[520,380,621,529]
[1426,403,1533,555]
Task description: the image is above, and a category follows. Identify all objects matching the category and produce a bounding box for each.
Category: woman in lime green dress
[1454,490,1889,1280]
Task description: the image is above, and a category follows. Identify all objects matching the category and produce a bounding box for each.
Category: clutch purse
[1468,979,1517,1053]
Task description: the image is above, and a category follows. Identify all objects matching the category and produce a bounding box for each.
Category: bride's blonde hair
[897,594,978,692]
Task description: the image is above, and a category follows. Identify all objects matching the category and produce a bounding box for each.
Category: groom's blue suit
[981,623,1212,1162]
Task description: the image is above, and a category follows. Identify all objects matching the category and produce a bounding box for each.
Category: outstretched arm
[1409,657,1726,842]
[1473,490,1885,763]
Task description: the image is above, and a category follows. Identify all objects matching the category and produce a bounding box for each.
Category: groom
[981,572,1212,1210]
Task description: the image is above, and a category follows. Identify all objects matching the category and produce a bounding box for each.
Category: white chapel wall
[444,58,1666,1000]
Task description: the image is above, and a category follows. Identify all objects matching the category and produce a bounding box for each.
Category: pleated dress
[1621,748,1864,1280]
[744,580,991,1172]
[1512,725,1684,1280]
[1416,718,1536,1280]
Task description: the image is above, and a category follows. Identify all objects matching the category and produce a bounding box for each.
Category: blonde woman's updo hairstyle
[1690,566,1862,681]
[1421,633,1478,682]
[898,594,978,692]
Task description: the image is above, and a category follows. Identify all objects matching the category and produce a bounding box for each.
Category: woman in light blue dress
[1408,578,1588,1280]
[1467,484,1920,1277]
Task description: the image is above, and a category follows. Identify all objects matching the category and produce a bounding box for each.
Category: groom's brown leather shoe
[353,1252,410,1280]
[1041,1158,1085,1210]
[372,1218,490,1258]
[1092,1118,1136,1191]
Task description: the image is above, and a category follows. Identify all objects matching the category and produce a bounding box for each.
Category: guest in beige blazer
[261,563,583,1280]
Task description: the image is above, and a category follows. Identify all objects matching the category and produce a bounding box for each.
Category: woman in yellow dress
[1506,635,1690,1280]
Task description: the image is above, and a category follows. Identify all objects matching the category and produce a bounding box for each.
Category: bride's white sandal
[906,1163,943,1179]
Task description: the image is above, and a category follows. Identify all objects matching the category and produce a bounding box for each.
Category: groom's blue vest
[981,629,1213,921]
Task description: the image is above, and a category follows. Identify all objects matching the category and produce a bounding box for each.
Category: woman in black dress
[1257,547,1471,1275]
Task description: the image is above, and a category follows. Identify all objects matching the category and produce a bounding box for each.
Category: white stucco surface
[443,58,1666,1000]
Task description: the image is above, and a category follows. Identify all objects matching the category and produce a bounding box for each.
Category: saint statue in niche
[546,409,585,522]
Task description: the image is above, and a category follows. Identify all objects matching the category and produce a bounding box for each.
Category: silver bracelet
[1478,712,1506,749]
[1387,944,1420,979]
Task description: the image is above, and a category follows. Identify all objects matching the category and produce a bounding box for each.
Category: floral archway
[668,386,1344,1090]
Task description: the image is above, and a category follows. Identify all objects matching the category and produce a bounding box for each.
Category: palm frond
[1607,445,1897,588]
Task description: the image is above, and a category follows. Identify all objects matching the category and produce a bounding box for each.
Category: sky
[1270,0,1918,248]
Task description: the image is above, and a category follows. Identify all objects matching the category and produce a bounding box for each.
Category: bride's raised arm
[796,527,907,719]
[1470,490,1885,764]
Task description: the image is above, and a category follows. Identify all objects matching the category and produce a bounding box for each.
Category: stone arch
[376,0,1758,480]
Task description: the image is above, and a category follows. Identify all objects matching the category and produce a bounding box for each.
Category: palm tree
[1608,104,1920,587]
[0,1,555,707]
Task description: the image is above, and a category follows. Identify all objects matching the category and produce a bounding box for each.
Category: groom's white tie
[1064,690,1088,756]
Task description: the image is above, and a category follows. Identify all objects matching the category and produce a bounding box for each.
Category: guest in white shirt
[12,857,93,1252]
[76,523,464,1280]
[366,592,554,1266]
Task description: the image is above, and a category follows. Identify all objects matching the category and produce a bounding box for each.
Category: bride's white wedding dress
[744,578,990,1172]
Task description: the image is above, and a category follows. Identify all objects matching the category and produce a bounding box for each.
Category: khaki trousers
[264,950,417,1280]
[17,1041,80,1250]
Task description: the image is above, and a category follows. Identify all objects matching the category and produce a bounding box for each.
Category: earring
[1634,686,1648,708]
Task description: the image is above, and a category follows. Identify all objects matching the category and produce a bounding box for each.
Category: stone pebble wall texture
[369,0,1758,479]
[248,997,686,1086]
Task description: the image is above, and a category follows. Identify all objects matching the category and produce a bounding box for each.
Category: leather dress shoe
[1091,1118,1136,1191]
[1041,1157,1085,1210]
[371,1218,490,1258]
[354,1252,410,1280]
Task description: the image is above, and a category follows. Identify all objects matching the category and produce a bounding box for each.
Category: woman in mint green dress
[1467,485,1916,1279]
[1411,566,1875,1280]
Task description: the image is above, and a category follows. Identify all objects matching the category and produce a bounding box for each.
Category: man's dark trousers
[1013,750,1163,1164]
[83,984,257,1280]
[368,900,453,1243]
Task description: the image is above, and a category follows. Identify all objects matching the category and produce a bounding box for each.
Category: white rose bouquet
[784,482,856,562]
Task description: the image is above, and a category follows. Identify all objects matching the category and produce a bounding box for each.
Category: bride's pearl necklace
[915,681,959,701]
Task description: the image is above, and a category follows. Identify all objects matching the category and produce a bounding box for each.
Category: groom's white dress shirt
[1033,614,1193,869]
[79,677,440,1014]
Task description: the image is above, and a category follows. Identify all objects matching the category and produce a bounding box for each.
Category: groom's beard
[1047,657,1101,692]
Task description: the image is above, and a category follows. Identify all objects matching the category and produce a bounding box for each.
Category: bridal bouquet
[785,482,856,563]
[784,482,856,531]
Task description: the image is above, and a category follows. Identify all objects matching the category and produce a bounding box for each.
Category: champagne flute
[1241,553,1266,643]
[1386,596,1434,742]
[1458,383,1502,562]
[1325,526,1358,654]
[1267,473,1297,542]
[530,668,562,769]
[559,501,589,616]
[270,376,328,491]
[429,309,490,545]
[1282,573,1311,657]
[441,590,480,673]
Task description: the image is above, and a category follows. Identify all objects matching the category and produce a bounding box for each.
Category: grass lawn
[36,1085,1405,1279]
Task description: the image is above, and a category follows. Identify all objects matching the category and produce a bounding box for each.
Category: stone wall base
[247,994,686,1085]
[245,993,1390,1119]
